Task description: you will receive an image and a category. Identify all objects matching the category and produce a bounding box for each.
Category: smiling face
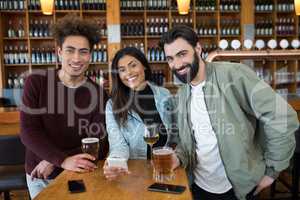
[164,37,202,84]
[58,35,91,79]
[117,55,147,91]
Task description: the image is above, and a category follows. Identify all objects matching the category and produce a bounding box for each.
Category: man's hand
[31,160,55,180]
[61,153,97,173]
[171,153,180,170]
[254,175,275,195]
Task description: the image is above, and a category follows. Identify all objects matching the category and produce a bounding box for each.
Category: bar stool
[0,135,28,200]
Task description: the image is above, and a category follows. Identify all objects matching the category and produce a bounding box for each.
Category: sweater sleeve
[231,64,298,173]
[19,75,67,167]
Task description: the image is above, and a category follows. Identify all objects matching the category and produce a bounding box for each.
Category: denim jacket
[105,82,176,159]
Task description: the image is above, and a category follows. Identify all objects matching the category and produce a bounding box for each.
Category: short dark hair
[159,25,198,49]
[111,47,152,127]
[51,14,101,50]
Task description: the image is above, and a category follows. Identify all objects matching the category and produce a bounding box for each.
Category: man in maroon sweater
[20,14,108,199]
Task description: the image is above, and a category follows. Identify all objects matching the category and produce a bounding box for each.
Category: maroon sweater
[20,69,108,178]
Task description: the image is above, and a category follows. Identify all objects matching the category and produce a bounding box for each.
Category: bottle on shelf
[277,0,294,12]
[121,19,144,36]
[197,20,217,36]
[152,70,165,86]
[7,20,16,38]
[276,17,295,36]
[255,0,273,12]
[31,46,55,64]
[255,19,273,36]
[146,0,168,10]
[81,0,105,10]
[220,0,240,12]
[120,0,144,10]
[7,72,26,89]
[221,19,240,36]
[28,0,41,10]
[17,19,25,38]
[0,0,25,10]
[3,45,29,65]
[7,73,14,89]
[85,69,108,87]
[147,45,165,62]
[196,0,217,11]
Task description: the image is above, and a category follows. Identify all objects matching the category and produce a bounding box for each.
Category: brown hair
[51,14,101,50]
[111,47,153,127]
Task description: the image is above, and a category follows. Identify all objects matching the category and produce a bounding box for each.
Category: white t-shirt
[190,81,232,194]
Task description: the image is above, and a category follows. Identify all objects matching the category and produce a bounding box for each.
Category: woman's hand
[103,160,130,181]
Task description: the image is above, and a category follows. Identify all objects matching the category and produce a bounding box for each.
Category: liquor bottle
[36,0,40,10]
[52,47,57,63]
[29,20,33,37]
[24,45,29,64]
[7,20,16,38]
[31,47,36,64]
[38,20,44,37]
[4,46,8,64]
[19,45,25,64]
[19,0,24,10]
[92,44,98,63]
[17,20,25,38]
[102,45,107,62]
[7,73,14,89]
[97,44,102,62]
[13,73,20,89]
[33,19,39,37]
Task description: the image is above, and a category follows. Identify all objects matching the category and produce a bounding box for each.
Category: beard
[172,52,200,84]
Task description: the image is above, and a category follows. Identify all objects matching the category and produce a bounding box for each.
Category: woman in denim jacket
[103,47,176,180]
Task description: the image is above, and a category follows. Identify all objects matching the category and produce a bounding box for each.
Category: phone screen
[148,183,186,194]
[68,180,86,193]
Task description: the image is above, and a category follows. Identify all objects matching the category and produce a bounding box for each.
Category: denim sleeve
[105,100,130,159]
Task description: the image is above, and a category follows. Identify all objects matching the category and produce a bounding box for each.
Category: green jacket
[175,62,298,200]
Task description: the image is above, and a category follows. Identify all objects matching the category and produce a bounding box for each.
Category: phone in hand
[106,157,128,170]
[68,180,86,193]
[148,183,186,194]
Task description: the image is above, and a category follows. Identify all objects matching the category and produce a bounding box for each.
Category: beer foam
[82,137,99,143]
[153,148,173,155]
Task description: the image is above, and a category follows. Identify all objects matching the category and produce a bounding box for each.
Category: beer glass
[81,137,100,163]
[152,146,174,182]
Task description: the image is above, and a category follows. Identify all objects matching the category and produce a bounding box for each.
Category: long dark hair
[111,47,152,127]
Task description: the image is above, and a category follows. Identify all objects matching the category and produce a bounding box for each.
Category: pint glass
[152,146,174,182]
[81,137,100,163]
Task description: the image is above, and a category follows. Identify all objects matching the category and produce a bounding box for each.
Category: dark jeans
[191,183,239,200]
[191,183,258,200]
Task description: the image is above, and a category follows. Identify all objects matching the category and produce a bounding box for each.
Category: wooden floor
[0,181,298,200]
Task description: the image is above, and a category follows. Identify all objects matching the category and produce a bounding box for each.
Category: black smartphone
[68,180,86,193]
[148,183,186,194]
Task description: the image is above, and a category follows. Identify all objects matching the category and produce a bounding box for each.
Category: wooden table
[35,160,192,200]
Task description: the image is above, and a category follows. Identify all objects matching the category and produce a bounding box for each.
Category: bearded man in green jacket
[159,25,298,200]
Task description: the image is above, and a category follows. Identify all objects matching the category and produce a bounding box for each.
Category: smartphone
[148,183,186,194]
[106,157,128,170]
[68,180,86,193]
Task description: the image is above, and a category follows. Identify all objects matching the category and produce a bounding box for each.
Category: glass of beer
[152,146,174,182]
[143,124,159,160]
[81,137,100,163]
